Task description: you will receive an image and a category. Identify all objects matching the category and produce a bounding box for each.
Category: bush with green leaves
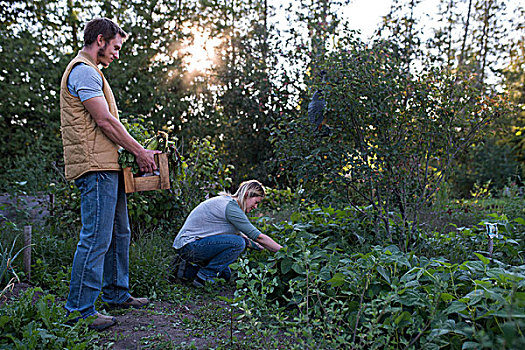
[0,288,98,349]
[449,138,523,198]
[233,206,525,349]
[272,33,509,250]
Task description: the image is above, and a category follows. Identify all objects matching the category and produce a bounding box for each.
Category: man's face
[97,34,123,68]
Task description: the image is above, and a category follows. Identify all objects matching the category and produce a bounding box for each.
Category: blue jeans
[179,234,246,282]
[65,171,131,318]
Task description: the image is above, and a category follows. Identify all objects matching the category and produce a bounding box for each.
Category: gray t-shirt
[67,63,104,102]
[173,196,262,249]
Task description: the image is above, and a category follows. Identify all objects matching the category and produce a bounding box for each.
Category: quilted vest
[60,51,121,180]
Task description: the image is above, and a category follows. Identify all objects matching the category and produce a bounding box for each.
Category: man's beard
[97,43,109,67]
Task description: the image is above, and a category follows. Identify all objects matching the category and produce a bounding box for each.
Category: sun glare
[182,26,221,73]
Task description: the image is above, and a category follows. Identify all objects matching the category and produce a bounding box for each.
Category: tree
[97,0,190,131]
[273,33,507,250]
[502,36,525,179]
[0,0,72,191]
[177,0,285,183]
[376,0,424,71]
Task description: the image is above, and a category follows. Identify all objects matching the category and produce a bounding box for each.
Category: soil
[96,289,238,349]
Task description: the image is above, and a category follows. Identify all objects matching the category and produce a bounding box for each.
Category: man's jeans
[179,234,246,282]
[65,171,131,318]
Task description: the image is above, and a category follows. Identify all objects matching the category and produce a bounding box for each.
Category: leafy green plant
[0,288,98,349]
[234,206,525,349]
[128,231,174,299]
[29,232,76,296]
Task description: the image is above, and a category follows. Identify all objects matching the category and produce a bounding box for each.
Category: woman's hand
[255,233,282,252]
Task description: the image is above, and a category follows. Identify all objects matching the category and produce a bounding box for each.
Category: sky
[274,0,442,42]
[341,0,395,39]
[341,0,439,40]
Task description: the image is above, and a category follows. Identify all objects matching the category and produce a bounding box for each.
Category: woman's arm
[255,233,282,252]
[225,201,282,252]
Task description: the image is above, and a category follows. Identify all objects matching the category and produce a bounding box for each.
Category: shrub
[272,33,509,250]
[0,288,98,349]
[233,206,525,349]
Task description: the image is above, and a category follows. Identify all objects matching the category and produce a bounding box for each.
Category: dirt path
[98,290,237,349]
[2,283,252,349]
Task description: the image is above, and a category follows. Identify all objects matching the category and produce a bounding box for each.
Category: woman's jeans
[179,234,246,282]
[65,171,131,318]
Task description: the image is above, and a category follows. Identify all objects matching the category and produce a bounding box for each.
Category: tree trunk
[458,0,473,68]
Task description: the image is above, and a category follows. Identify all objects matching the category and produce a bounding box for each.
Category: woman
[172,180,282,287]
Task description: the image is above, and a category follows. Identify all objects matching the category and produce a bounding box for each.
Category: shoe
[218,268,232,282]
[106,296,150,310]
[169,254,203,284]
[192,276,215,288]
[88,313,117,331]
[192,276,206,288]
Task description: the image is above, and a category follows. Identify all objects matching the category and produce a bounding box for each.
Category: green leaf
[319,266,332,281]
[492,311,525,318]
[462,342,481,349]
[376,266,390,284]
[514,217,525,225]
[428,328,450,339]
[327,272,346,287]
[280,259,293,274]
[440,293,455,302]
[474,252,490,265]
[445,301,467,314]
[394,311,412,325]
[291,262,305,275]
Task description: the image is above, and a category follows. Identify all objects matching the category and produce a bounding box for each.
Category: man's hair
[83,18,127,47]
[220,180,265,213]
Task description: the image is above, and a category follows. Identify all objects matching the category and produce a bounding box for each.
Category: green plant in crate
[118,117,184,181]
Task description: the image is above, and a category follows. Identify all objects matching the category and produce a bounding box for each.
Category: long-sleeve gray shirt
[172,196,261,249]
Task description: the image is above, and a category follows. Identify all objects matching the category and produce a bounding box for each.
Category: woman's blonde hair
[220,180,265,212]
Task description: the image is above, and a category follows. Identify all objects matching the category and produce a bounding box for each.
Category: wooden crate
[122,153,170,193]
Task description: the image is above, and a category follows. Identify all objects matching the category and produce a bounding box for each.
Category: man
[60,18,159,331]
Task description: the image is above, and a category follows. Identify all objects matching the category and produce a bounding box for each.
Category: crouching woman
[172,180,282,286]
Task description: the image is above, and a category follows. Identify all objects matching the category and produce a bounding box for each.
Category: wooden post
[23,225,32,281]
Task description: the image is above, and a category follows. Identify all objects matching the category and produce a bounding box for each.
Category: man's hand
[135,148,161,174]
